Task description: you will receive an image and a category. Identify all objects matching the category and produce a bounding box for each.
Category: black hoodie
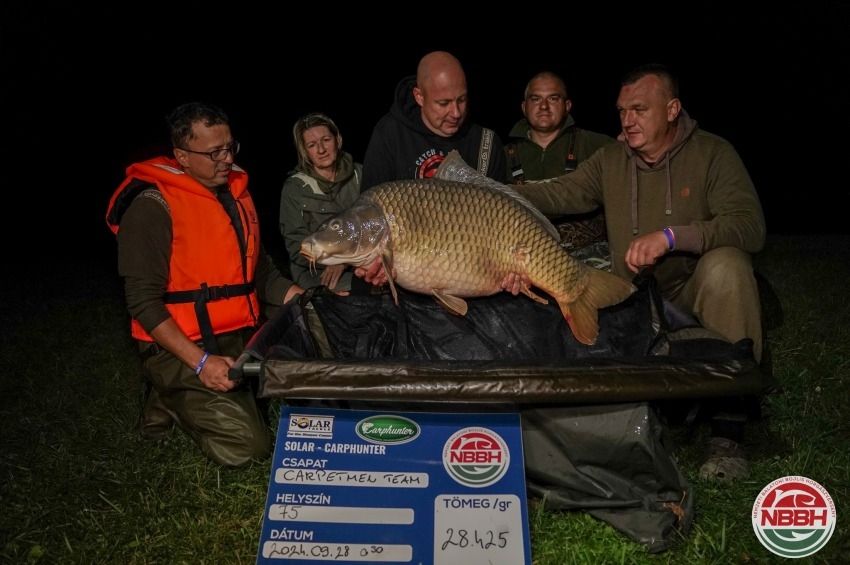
[361,76,507,189]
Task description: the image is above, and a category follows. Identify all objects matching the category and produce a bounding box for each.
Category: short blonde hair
[293,112,342,172]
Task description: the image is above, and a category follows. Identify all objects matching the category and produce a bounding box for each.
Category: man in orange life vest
[106,102,302,466]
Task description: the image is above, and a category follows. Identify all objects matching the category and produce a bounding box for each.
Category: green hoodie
[279,152,362,289]
[517,112,765,289]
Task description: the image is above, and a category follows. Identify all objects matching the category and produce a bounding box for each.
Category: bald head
[417,51,465,87]
[523,71,568,100]
[413,51,468,137]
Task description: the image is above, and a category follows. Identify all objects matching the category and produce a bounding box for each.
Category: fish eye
[329,220,341,231]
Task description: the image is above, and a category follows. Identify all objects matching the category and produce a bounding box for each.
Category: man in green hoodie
[508,64,766,481]
[505,71,615,184]
[504,71,616,262]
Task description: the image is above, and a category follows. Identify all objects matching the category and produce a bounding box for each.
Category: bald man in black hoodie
[361,51,507,189]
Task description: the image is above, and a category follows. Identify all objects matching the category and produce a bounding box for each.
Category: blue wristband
[194,352,209,375]
[663,227,676,250]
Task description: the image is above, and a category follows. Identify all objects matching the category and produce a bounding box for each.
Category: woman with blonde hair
[280,112,361,292]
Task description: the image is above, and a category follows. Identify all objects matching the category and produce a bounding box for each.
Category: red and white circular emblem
[442,427,509,488]
[752,475,836,558]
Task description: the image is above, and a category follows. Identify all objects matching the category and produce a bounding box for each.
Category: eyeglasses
[526,94,565,105]
[178,140,240,161]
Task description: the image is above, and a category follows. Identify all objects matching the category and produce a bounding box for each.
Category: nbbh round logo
[442,427,509,488]
[752,475,836,558]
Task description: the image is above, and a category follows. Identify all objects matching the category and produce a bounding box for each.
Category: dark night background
[4,4,849,270]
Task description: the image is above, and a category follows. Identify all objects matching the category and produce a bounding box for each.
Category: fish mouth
[300,245,377,271]
[299,244,361,274]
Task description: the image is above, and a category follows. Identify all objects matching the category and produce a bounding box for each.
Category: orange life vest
[106,157,260,343]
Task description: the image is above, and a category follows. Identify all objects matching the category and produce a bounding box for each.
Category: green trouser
[665,246,763,363]
[139,331,270,466]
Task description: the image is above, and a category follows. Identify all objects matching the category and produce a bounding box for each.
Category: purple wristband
[194,352,209,375]
[663,227,676,250]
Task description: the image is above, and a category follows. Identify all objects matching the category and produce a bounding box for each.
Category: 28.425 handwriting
[440,528,508,551]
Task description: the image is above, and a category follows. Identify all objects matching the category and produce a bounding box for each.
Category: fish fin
[559,269,636,345]
[561,298,597,346]
[509,247,549,305]
[520,282,548,305]
[583,268,637,309]
[432,290,468,316]
[381,250,399,306]
[434,151,560,241]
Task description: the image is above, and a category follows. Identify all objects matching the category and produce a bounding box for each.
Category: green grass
[1,235,848,564]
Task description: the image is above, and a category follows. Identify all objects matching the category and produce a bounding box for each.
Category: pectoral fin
[510,245,548,304]
[520,282,548,305]
[432,289,468,316]
[381,249,399,306]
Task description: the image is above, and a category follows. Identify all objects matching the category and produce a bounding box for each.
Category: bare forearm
[149,319,236,392]
[149,318,206,370]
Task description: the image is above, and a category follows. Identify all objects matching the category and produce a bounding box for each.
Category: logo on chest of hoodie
[680,186,691,198]
[415,149,446,179]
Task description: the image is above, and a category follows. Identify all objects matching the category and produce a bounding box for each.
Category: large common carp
[301,152,634,345]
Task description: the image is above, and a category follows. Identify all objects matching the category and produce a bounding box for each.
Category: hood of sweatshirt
[390,75,472,140]
[619,110,698,235]
[292,151,357,197]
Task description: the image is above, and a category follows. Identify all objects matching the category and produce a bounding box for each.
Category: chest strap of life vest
[163,282,254,355]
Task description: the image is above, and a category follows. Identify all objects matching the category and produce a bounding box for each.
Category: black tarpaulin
[522,403,693,553]
[250,280,767,403]
[241,279,772,552]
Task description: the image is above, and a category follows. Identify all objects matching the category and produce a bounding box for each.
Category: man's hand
[624,231,669,273]
[320,265,350,296]
[198,354,237,392]
[283,284,304,303]
[500,272,531,295]
[354,257,393,286]
[320,264,344,288]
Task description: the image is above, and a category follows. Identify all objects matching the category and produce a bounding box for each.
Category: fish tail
[558,269,636,345]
